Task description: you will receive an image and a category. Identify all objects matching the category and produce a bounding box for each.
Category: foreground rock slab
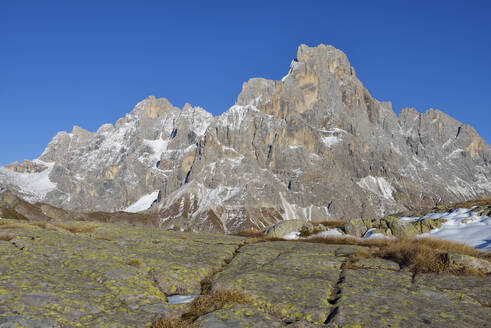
[0,219,242,327]
[212,241,361,324]
[0,218,490,327]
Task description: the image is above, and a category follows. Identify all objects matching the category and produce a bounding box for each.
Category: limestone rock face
[1,44,490,232]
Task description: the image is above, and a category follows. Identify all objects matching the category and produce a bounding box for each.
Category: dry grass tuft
[301,235,388,248]
[127,258,144,267]
[94,235,114,241]
[0,233,14,241]
[183,289,251,321]
[233,229,266,238]
[0,224,26,230]
[375,237,448,273]
[151,289,251,327]
[30,221,47,229]
[242,236,286,245]
[199,271,216,295]
[52,222,96,233]
[151,317,193,328]
[375,237,487,275]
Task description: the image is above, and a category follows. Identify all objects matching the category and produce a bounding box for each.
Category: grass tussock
[375,237,488,275]
[234,229,266,238]
[151,317,193,328]
[30,221,47,229]
[0,233,14,241]
[94,235,113,241]
[199,271,216,295]
[127,258,144,267]
[151,289,251,328]
[183,289,251,321]
[0,223,26,230]
[301,235,388,248]
[52,222,96,233]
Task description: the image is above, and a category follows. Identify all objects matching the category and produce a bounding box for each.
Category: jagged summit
[1,44,489,232]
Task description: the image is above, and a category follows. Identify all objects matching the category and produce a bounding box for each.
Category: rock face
[1,44,490,232]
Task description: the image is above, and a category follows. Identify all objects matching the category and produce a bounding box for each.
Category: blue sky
[1,0,490,165]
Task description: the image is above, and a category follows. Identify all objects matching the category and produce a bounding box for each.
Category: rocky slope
[0,218,489,327]
[1,44,490,232]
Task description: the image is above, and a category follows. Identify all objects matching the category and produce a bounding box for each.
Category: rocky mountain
[1,44,490,233]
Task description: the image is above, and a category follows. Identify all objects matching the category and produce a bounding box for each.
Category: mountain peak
[0,44,489,232]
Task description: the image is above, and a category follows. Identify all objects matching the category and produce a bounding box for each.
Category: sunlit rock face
[1,44,490,232]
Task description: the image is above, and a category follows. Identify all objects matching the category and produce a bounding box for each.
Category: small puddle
[167,294,199,304]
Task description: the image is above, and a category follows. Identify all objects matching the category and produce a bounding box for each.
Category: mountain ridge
[1,44,489,233]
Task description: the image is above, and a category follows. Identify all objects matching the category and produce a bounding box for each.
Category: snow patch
[282,231,301,240]
[0,160,56,202]
[401,208,491,251]
[448,149,464,158]
[362,228,388,239]
[357,176,394,200]
[281,60,301,81]
[124,191,159,213]
[143,138,170,163]
[313,229,344,238]
[279,192,330,221]
[321,136,341,148]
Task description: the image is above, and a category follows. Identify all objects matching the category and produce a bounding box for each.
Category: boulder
[263,220,312,238]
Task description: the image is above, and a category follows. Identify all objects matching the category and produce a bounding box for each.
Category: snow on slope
[357,176,395,200]
[141,138,170,165]
[321,136,341,148]
[401,208,491,251]
[124,191,160,213]
[0,160,56,202]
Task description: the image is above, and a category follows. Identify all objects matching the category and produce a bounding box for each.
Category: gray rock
[195,304,283,328]
[448,253,491,274]
[263,219,312,237]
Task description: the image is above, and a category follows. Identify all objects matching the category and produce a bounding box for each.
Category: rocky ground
[0,218,489,328]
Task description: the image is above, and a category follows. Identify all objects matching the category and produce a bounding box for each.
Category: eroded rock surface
[0,218,489,327]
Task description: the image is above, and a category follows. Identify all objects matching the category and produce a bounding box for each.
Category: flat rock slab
[1,219,490,327]
[331,268,491,328]
[212,241,363,324]
[195,304,284,328]
[0,219,243,327]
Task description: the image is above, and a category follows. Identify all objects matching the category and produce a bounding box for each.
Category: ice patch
[167,295,198,304]
[357,176,394,200]
[124,191,159,213]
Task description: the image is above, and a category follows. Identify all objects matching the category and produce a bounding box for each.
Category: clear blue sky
[1,0,490,165]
